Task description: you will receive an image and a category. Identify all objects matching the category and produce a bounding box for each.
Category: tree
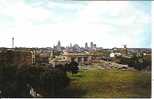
[64,63,71,72]
[69,58,79,74]
[0,64,70,97]
[0,64,31,97]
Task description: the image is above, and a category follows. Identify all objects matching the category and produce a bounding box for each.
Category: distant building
[121,45,128,55]
[110,52,121,58]
[112,47,119,53]
[90,42,94,49]
[85,42,88,49]
[73,44,80,52]
[93,44,97,50]
[90,42,97,50]
[55,40,62,51]
[35,53,49,64]
[58,40,61,47]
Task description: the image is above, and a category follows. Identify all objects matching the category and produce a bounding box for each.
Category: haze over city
[0,0,151,48]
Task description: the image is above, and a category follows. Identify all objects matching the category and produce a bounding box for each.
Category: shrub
[0,64,70,97]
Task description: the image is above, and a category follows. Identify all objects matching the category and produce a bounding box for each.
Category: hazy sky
[0,0,151,48]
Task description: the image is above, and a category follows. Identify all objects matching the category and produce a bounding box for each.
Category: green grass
[58,69,151,98]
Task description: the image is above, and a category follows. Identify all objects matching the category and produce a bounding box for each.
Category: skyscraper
[85,42,88,49]
[57,40,61,47]
[90,42,93,49]
[56,40,61,51]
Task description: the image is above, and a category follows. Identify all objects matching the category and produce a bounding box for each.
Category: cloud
[0,0,50,24]
[74,1,151,48]
[0,0,151,48]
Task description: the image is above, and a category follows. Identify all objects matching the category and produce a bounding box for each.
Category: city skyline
[0,39,151,49]
[0,0,151,48]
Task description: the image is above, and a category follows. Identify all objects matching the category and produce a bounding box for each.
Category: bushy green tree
[69,59,79,74]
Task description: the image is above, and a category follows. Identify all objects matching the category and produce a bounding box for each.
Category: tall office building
[90,42,94,49]
[57,40,61,47]
[85,42,88,49]
[56,40,62,51]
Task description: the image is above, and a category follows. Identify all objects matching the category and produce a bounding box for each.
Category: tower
[85,42,88,49]
[90,42,93,49]
[124,44,127,48]
[57,40,61,47]
[12,37,14,48]
[57,40,61,51]
[123,44,128,55]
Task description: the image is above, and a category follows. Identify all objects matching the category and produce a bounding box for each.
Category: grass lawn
[58,69,151,98]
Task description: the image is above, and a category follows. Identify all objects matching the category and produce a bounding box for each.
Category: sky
[0,0,152,48]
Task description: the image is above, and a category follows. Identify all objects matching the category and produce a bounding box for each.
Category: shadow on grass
[49,73,87,98]
[67,74,83,81]
[54,73,86,98]
[73,74,82,78]
[55,86,86,98]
